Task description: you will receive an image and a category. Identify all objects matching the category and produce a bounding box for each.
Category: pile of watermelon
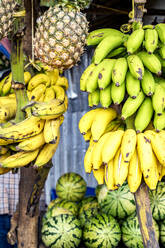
[41,172,165,248]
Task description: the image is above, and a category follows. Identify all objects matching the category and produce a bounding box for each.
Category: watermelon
[42,207,73,225]
[51,199,79,216]
[42,214,82,248]
[122,215,159,248]
[160,220,165,247]
[83,212,121,248]
[97,183,136,219]
[79,201,100,227]
[56,172,87,201]
[149,182,165,221]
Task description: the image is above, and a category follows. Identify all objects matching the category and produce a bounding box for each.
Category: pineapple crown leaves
[40,0,92,9]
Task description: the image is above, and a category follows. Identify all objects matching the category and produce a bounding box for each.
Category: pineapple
[34,0,89,71]
[0,0,16,40]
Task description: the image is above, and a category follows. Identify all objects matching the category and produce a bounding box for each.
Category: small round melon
[56,172,87,201]
[42,214,82,248]
[83,212,121,248]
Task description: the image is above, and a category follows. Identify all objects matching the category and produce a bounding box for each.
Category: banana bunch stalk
[0,67,69,172]
[79,108,165,192]
[80,24,165,132]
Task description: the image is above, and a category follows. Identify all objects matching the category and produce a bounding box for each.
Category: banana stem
[11,3,28,123]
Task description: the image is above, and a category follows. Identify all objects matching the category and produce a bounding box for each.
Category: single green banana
[98,59,116,90]
[152,83,165,115]
[80,63,96,91]
[138,51,162,76]
[126,71,140,99]
[112,57,128,86]
[86,59,113,93]
[100,85,112,108]
[135,97,154,133]
[111,81,125,105]
[127,55,144,80]
[86,28,124,46]
[155,23,165,44]
[91,89,100,107]
[121,91,145,120]
[144,29,158,54]
[141,69,155,96]
[88,93,93,108]
[159,45,165,59]
[93,35,124,64]
[143,24,155,30]
[106,47,126,58]
[127,29,144,54]
[153,111,165,132]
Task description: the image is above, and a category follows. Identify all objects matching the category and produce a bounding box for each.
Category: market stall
[0,0,164,247]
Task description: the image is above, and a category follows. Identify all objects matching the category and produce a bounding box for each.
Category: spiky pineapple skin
[0,0,16,40]
[34,5,88,70]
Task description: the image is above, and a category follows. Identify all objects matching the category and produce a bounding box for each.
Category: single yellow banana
[105,159,117,190]
[91,132,111,170]
[102,130,124,164]
[78,108,101,135]
[0,146,9,155]
[91,108,117,141]
[0,149,39,168]
[127,148,142,193]
[24,71,31,85]
[0,103,16,121]
[30,83,46,101]
[93,165,105,185]
[0,152,11,174]
[28,73,51,91]
[64,95,68,111]
[82,129,92,142]
[31,99,66,119]
[0,116,45,141]
[121,129,137,162]
[55,76,69,91]
[84,139,96,173]
[43,87,55,102]
[44,118,61,144]
[137,133,159,189]
[145,130,165,166]
[16,132,45,151]
[2,73,12,96]
[113,149,129,187]
[52,85,65,102]
[157,161,162,181]
[33,133,60,168]
[45,69,59,85]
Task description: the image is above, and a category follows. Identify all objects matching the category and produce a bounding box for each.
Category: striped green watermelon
[56,172,87,201]
[48,198,63,210]
[42,214,82,248]
[51,199,79,216]
[97,183,136,219]
[83,212,121,248]
[160,220,165,247]
[149,182,165,221]
[122,215,159,248]
[42,207,73,226]
[79,200,100,227]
